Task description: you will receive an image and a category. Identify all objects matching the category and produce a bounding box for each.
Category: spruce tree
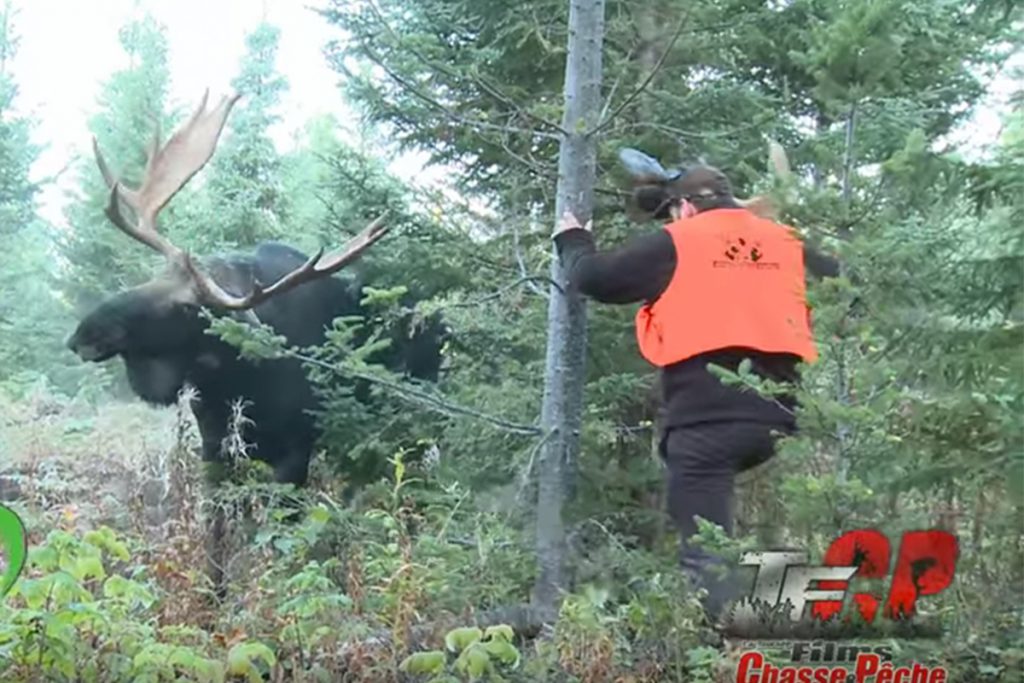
[57,13,177,313]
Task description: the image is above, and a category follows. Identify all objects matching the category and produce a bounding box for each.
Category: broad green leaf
[454,643,491,679]
[308,505,331,524]
[483,637,521,668]
[71,554,106,582]
[445,626,483,653]
[399,650,447,675]
[227,641,277,682]
[484,624,514,642]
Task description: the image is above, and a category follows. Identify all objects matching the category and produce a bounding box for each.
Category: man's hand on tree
[554,211,592,239]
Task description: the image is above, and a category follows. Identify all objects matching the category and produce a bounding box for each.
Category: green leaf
[28,544,59,572]
[227,641,277,682]
[445,626,483,653]
[483,638,521,668]
[71,554,106,582]
[84,526,131,561]
[399,650,447,675]
[308,505,331,524]
[13,577,49,609]
[483,624,514,643]
[454,643,491,679]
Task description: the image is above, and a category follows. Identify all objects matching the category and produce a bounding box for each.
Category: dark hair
[632,184,677,219]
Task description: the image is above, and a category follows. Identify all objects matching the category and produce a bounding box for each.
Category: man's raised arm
[553,220,676,305]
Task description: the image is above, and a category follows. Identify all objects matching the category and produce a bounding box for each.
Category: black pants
[660,420,792,618]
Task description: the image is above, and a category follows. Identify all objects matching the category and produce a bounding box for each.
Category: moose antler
[93,90,391,311]
[185,213,391,310]
[735,139,792,221]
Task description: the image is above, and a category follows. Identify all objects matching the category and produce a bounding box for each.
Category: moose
[66,91,447,488]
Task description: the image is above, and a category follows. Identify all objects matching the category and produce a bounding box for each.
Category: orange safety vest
[634,208,818,367]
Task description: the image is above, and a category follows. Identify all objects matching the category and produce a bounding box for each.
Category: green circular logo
[0,504,27,599]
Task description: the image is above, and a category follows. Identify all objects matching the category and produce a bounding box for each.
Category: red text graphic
[736,652,948,683]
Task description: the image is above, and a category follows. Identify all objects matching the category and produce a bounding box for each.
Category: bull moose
[66,91,447,487]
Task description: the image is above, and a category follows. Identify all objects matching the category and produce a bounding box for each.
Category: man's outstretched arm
[553,226,676,304]
[553,217,840,304]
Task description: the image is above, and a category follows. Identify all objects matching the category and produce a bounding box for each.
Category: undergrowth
[2,383,1021,681]
[0,385,733,682]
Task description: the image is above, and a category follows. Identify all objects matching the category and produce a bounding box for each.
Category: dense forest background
[0,0,1021,681]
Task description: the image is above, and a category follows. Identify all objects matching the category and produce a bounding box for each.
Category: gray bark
[531,0,605,613]
[835,101,858,485]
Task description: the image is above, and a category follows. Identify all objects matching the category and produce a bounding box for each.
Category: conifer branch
[290,351,543,436]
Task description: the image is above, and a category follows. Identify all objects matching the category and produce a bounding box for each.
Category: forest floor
[1,387,183,534]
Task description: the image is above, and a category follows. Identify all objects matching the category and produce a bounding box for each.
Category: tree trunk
[531,0,606,614]
[835,101,857,485]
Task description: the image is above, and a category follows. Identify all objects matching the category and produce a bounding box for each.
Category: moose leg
[272,443,311,488]
[271,440,312,526]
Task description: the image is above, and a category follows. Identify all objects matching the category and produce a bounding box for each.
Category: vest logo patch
[714,235,780,269]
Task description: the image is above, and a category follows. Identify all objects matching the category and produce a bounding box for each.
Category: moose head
[66,91,391,405]
[618,141,792,222]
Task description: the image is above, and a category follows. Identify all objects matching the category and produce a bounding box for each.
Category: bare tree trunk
[532,0,606,614]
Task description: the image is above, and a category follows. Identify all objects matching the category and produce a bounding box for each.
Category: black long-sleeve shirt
[553,220,840,431]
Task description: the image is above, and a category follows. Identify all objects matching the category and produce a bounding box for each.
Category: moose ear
[618,147,673,184]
